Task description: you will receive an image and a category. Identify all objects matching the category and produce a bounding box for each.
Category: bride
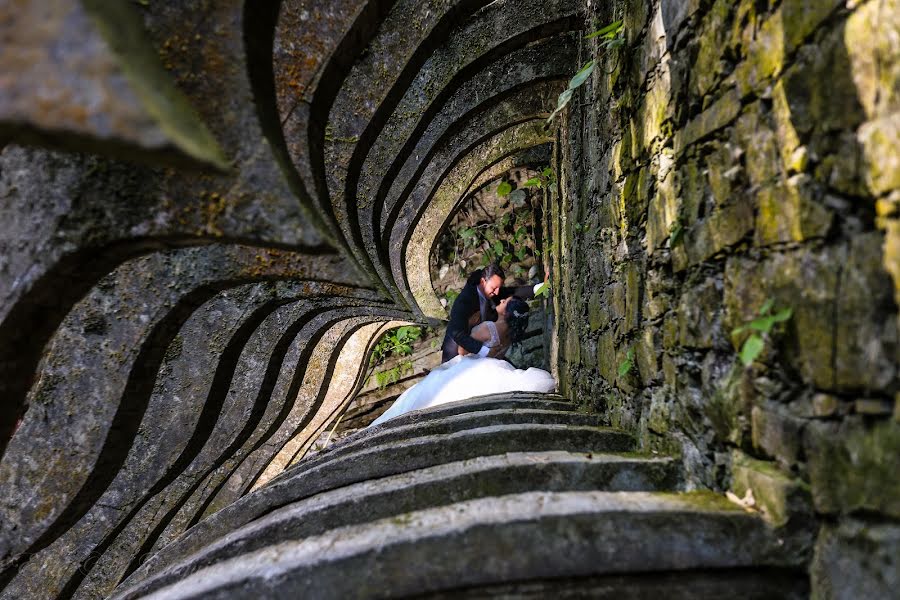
[369,297,556,426]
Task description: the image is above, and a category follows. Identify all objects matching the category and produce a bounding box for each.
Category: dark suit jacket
[440,269,535,362]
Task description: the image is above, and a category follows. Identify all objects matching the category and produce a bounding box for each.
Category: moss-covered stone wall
[547,0,899,595]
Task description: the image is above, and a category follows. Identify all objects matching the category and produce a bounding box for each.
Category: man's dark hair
[482,262,505,282]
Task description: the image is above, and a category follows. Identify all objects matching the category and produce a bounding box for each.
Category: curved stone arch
[390,120,553,314]
[318,0,496,261]
[275,0,401,242]
[410,145,553,318]
[0,283,387,598]
[160,306,406,530]
[62,308,410,599]
[374,34,576,235]
[0,0,345,453]
[250,317,414,488]
[358,36,577,296]
[381,80,559,249]
[0,244,363,581]
[329,0,579,282]
[151,311,410,548]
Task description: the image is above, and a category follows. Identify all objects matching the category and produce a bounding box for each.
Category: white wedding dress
[370,322,556,427]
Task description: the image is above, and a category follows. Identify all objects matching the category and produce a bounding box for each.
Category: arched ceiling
[270,0,581,313]
[0,1,583,596]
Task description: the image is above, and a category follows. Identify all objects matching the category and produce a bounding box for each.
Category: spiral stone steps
[3,0,892,596]
[111,391,807,598]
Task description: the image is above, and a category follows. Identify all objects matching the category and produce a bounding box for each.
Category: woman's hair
[505,297,530,343]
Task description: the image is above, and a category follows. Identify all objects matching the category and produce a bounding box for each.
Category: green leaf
[542,167,553,178]
[523,177,542,188]
[759,298,775,315]
[585,20,623,39]
[516,247,528,261]
[748,307,793,334]
[618,348,634,376]
[739,334,765,366]
[547,89,574,122]
[494,241,504,255]
[747,315,778,333]
[497,181,513,197]
[535,281,551,298]
[568,61,596,89]
[771,307,793,322]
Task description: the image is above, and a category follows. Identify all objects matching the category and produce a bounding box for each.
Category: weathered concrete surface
[0,245,361,578]
[65,308,406,599]
[114,451,679,597]
[155,304,395,529]
[295,408,604,467]
[378,36,576,233]
[251,320,397,488]
[2,281,299,598]
[190,312,391,519]
[340,0,577,287]
[119,418,634,591]
[275,0,399,243]
[78,306,403,599]
[0,0,337,453]
[321,0,494,252]
[0,1,226,168]
[115,491,803,599]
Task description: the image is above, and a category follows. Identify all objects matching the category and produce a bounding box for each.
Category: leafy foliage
[732,299,793,366]
[374,361,414,389]
[369,325,424,367]
[534,281,551,298]
[448,172,547,273]
[548,20,625,123]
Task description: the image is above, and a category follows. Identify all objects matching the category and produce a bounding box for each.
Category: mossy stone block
[805,417,900,518]
[731,450,812,528]
[754,174,833,245]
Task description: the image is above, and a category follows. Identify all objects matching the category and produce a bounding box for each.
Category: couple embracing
[370,263,556,427]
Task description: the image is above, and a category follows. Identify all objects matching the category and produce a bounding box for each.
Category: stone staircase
[110,393,809,599]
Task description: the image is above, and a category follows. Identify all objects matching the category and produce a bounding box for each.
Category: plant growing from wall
[448,180,542,274]
[369,325,424,367]
[732,299,793,366]
[617,346,635,376]
[548,19,625,123]
[374,360,414,389]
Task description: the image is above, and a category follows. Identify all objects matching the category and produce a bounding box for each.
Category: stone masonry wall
[548,0,899,596]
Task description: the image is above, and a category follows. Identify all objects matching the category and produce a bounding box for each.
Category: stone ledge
[113,490,804,600]
[116,451,680,596]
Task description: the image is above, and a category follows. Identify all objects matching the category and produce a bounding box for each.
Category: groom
[440,263,541,363]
